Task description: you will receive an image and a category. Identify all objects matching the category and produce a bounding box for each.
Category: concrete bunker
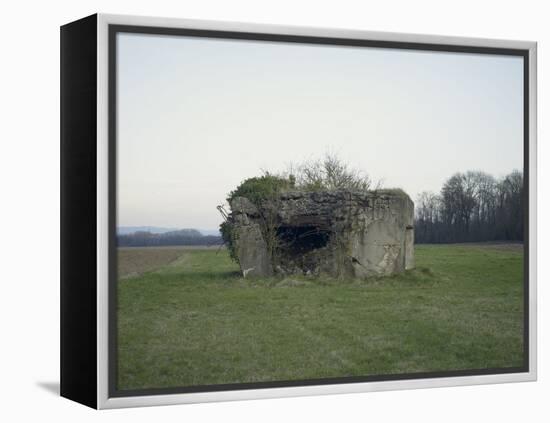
[224,190,414,278]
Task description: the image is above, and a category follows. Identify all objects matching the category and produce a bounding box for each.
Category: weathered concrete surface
[226,190,414,278]
[229,197,272,277]
[233,223,272,277]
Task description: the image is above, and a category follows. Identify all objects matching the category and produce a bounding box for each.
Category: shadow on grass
[141,270,244,285]
[181,270,243,280]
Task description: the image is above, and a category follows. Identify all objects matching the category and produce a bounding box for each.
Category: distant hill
[117,228,222,247]
[118,226,180,235]
[198,229,221,237]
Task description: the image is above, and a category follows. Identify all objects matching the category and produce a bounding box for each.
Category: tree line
[415,170,524,244]
[118,229,222,247]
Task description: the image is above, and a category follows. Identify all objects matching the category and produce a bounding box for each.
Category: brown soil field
[117,247,188,279]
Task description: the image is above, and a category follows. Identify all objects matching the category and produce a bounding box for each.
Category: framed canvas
[60,13,537,409]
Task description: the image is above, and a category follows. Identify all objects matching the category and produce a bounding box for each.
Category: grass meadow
[117,244,524,390]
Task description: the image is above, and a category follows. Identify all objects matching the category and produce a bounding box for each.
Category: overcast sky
[116,32,523,230]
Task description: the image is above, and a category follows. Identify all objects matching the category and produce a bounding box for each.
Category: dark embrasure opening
[276,225,331,255]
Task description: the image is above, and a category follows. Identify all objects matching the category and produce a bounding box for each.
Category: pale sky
[116,32,524,230]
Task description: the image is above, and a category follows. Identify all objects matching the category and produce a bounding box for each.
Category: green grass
[117,244,524,390]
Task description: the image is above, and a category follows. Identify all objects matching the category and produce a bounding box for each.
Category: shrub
[220,220,239,263]
[226,172,294,206]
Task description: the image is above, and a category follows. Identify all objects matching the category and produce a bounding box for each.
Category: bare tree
[415,170,523,244]
[288,152,374,192]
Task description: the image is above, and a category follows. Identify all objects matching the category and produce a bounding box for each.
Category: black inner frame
[108,24,530,398]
